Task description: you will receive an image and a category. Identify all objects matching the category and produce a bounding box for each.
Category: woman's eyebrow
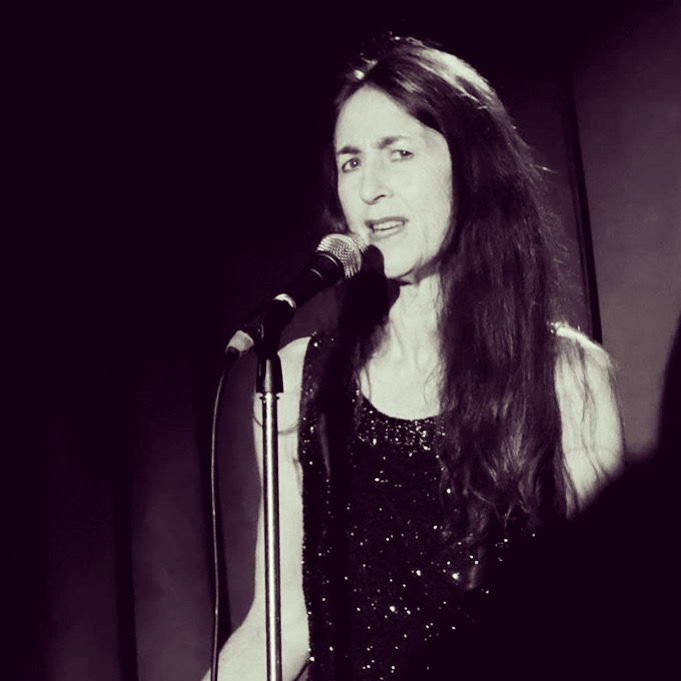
[336,144,361,157]
[336,135,411,157]
[377,135,409,149]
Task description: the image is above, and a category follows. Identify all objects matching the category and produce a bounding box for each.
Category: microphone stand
[219,235,364,680]
[254,301,294,681]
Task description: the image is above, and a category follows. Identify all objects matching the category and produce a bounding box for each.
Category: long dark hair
[320,37,569,584]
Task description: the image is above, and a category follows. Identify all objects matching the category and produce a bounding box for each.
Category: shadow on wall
[583,308,681,678]
[478,309,681,680]
[567,308,681,676]
[564,310,681,676]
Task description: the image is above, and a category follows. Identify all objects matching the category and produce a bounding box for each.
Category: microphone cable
[209,346,240,681]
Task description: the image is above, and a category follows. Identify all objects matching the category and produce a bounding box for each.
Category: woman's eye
[391,149,413,162]
[340,157,361,173]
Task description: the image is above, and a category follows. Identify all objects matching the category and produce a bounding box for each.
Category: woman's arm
[205,337,311,681]
[554,326,625,512]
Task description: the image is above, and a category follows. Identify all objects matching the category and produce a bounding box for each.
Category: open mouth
[367,217,407,235]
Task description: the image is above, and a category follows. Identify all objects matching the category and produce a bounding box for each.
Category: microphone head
[316,233,368,279]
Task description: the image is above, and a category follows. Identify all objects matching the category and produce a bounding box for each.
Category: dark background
[10,1,680,679]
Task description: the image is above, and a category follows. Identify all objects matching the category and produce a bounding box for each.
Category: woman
[214,37,623,680]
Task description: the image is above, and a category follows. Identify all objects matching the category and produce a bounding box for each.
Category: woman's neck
[359,275,444,418]
[381,275,442,370]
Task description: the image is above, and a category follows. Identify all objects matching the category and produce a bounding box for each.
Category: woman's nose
[360,158,391,204]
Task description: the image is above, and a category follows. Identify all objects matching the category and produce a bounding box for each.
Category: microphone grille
[317,233,368,279]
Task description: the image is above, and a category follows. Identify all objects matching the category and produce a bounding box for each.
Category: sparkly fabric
[299,335,499,680]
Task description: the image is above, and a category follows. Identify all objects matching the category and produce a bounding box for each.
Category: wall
[573,0,681,456]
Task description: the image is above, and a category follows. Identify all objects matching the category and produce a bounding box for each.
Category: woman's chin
[382,260,408,279]
[384,267,417,285]
[384,262,442,289]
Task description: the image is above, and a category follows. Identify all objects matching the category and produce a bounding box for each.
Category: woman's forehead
[334,87,429,150]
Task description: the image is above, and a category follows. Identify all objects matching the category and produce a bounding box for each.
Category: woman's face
[334,86,453,284]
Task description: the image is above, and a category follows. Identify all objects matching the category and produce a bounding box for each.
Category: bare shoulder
[554,323,611,370]
[554,324,617,414]
[279,336,313,393]
[253,336,312,434]
[553,324,625,510]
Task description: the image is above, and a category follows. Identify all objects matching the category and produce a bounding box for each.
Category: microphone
[226,233,368,357]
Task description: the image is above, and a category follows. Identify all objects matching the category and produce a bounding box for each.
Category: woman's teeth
[372,220,404,232]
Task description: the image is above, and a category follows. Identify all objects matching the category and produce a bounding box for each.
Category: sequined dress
[298,336,500,680]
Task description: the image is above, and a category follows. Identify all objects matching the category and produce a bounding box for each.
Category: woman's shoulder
[252,336,313,434]
[279,336,314,383]
[280,332,337,386]
[552,323,625,510]
[553,323,619,409]
[553,322,612,370]
[552,323,617,417]
[276,333,339,432]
